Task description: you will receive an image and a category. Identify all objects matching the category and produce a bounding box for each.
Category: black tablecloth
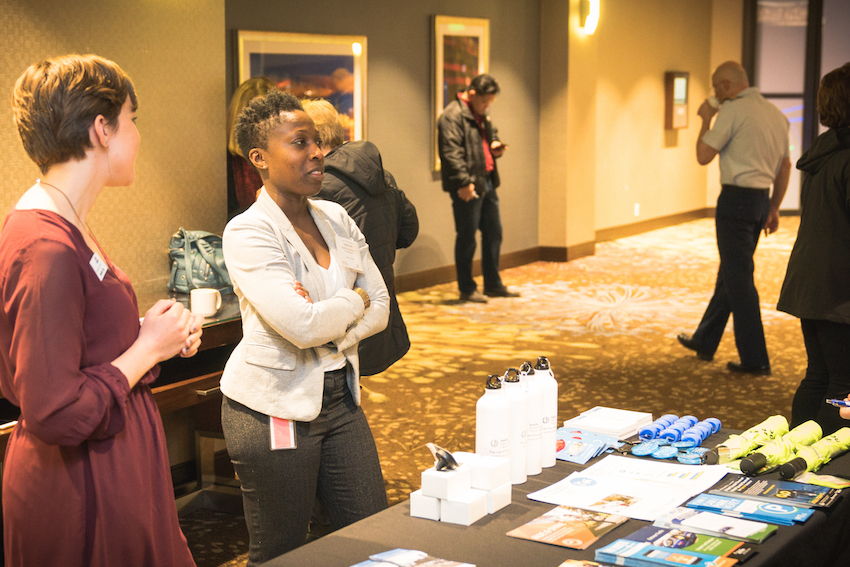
[261,431,850,566]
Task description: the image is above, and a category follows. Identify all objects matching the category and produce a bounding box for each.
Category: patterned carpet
[182,215,806,567]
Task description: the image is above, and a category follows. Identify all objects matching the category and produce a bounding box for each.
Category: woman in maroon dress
[0,54,203,566]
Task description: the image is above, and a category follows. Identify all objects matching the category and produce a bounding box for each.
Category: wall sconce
[579,0,600,35]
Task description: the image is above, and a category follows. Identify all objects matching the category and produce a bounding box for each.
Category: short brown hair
[227,77,276,156]
[818,63,850,129]
[12,54,137,173]
[301,99,344,151]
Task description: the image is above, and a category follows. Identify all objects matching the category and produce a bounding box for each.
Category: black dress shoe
[727,361,771,376]
[459,290,488,303]
[676,333,713,361]
[484,286,520,298]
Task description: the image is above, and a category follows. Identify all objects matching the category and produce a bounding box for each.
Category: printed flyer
[506,505,628,549]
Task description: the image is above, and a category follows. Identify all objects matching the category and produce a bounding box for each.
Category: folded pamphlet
[708,473,842,508]
[351,548,474,567]
[653,507,777,544]
[622,525,758,563]
[686,493,814,526]
[595,538,738,567]
[506,504,629,550]
[556,427,623,465]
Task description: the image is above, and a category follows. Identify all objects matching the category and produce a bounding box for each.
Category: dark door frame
[742,0,824,154]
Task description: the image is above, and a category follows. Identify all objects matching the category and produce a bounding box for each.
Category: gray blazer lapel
[256,189,326,300]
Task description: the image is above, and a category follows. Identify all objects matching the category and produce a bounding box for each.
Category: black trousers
[691,185,770,367]
[450,177,503,294]
[221,369,387,566]
[791,318,850,435]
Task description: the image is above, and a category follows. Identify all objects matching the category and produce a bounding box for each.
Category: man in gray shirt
[678,61,791,375]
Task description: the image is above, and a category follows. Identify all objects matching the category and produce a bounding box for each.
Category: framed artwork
[432,16,490,170]
[237,30,367,142]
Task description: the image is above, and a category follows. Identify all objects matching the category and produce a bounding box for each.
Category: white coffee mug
[190,288,221,317]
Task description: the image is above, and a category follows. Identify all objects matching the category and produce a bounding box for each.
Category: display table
[260,431,850,567]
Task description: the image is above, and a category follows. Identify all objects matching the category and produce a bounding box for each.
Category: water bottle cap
[503,368,521,383]
[485,375,502,389]
[520,361,535,375]
[534,356,550,370]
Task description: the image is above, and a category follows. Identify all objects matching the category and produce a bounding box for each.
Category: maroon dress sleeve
[3,237,131,445]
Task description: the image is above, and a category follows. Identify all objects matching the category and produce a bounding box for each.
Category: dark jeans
[791,318,850,435]
[221,369,387,566]
[691,185,770,367]
[450,177,503,294]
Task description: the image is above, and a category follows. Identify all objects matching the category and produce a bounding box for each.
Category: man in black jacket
[438,74,518,303]
[303,99,419,375]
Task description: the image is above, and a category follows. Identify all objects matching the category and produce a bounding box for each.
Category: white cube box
[421,464,471,500]
[440,488,488,526]
[409,489,441,521]
[486,482,512,514]
[453,452,511,491]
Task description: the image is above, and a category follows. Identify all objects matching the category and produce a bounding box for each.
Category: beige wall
[226,0,542,280]
[1,0,227,302]
[1,0,225,466]
[594,0,712,231]
[565,0,599,250]
[707,0,745,205]
[541,0,743,250]
[539,0,570,250]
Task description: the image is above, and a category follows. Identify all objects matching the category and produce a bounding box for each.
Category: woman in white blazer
[220,90,390,566]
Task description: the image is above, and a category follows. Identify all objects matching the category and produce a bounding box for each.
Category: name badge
[336,236,364,273]
[89,252,108,281]
[270,417,297,450]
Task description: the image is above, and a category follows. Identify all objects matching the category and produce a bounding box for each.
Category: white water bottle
[520,362,543,476]
[475,375,511,460]
[502,368,528,485]
[535,356,559,468]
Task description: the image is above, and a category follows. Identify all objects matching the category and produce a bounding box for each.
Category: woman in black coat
[777,62,850,435]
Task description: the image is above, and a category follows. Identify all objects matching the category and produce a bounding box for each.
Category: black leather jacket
[437,97,501,193]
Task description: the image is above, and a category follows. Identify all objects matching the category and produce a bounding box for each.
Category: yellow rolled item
[740,420,822,475]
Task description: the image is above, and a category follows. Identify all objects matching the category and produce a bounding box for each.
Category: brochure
[595,539,738,567]
[506,504,629,550]
[556,427,623,465]
[352,548,475,567]
[686,493,815,526]
[653,507,777,544]
[708,473,843,508]
[622,525,758,563]
[527,455,730,521]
